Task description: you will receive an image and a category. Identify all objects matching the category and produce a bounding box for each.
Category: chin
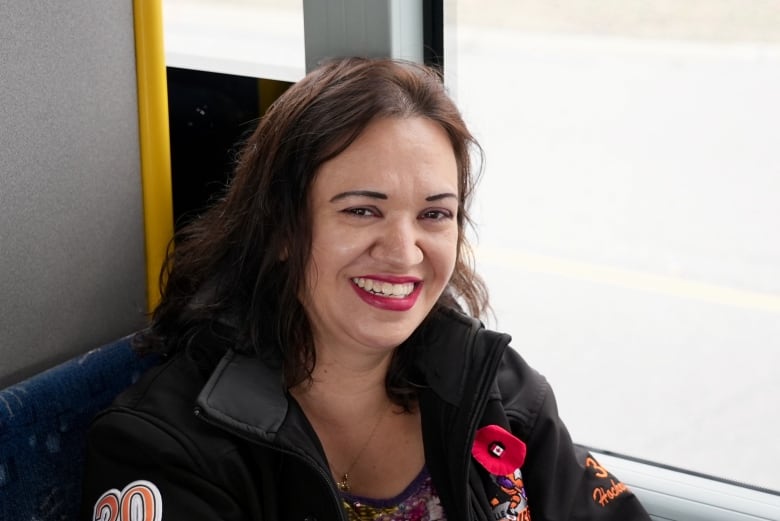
[354,325,418,352]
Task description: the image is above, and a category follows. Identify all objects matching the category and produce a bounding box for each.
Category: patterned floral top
[340,467,446,521]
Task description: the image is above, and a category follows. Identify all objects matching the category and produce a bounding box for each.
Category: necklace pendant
[337,473,350,492]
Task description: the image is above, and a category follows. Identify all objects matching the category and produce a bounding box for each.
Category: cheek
[311,227,366,262]
[308,228,367,283]
[432,230,460,280]
[329,241,365,258]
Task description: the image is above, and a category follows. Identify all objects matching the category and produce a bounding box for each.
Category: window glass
[447,0,780,491]
[163,0,305,81]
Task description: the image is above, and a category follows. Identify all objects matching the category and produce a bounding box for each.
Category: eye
[419,208,454,221]
[342,206,380,218]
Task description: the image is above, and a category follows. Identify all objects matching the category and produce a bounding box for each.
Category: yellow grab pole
[133,0,173,312]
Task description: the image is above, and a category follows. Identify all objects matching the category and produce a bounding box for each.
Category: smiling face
[302,116,459,357]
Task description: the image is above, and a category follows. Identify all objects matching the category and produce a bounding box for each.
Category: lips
[351,276,422,311]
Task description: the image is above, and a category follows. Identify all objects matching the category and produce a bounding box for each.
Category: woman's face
[302,116,459,357]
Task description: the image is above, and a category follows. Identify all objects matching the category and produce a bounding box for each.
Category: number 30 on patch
[93,480,162,521]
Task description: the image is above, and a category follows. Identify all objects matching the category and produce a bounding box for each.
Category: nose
[371,218,424,268]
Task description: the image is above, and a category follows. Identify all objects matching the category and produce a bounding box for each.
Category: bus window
[163,0,304,82]
[446,0,780,492]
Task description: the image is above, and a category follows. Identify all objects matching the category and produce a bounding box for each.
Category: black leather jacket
[81,308,650,520]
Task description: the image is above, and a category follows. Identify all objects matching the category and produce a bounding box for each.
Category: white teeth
[353,278,415,298]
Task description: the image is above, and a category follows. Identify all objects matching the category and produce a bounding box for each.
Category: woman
[81,57,650,521]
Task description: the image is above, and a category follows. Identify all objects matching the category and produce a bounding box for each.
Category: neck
[291,349,394,418]
[300,337,394,393]
[289,345,424,498]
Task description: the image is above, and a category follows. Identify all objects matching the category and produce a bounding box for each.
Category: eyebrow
[329,191,458,203]
[329,190,387,202]
[426,192,458,202]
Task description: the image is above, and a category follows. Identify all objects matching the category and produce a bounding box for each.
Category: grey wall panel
[303,0,424,72]
[0,1,148,386]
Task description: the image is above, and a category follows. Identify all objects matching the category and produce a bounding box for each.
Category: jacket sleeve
[80,408,250,521]
[500,351,651,521]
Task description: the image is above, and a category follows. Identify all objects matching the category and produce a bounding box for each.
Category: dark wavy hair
[139,57,489,406]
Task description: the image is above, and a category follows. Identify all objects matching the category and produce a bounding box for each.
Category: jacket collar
[195,307,509,441]
[196,348,288,442]
[408,307,487,405]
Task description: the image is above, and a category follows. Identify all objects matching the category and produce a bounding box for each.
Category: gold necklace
[334,403,392,493]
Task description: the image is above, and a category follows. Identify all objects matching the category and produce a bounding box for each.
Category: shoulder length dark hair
[140,57,489,401]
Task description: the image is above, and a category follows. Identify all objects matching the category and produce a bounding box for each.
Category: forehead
[310,117,459,199]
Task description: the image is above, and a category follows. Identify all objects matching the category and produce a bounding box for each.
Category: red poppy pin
[472,425,527,476]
